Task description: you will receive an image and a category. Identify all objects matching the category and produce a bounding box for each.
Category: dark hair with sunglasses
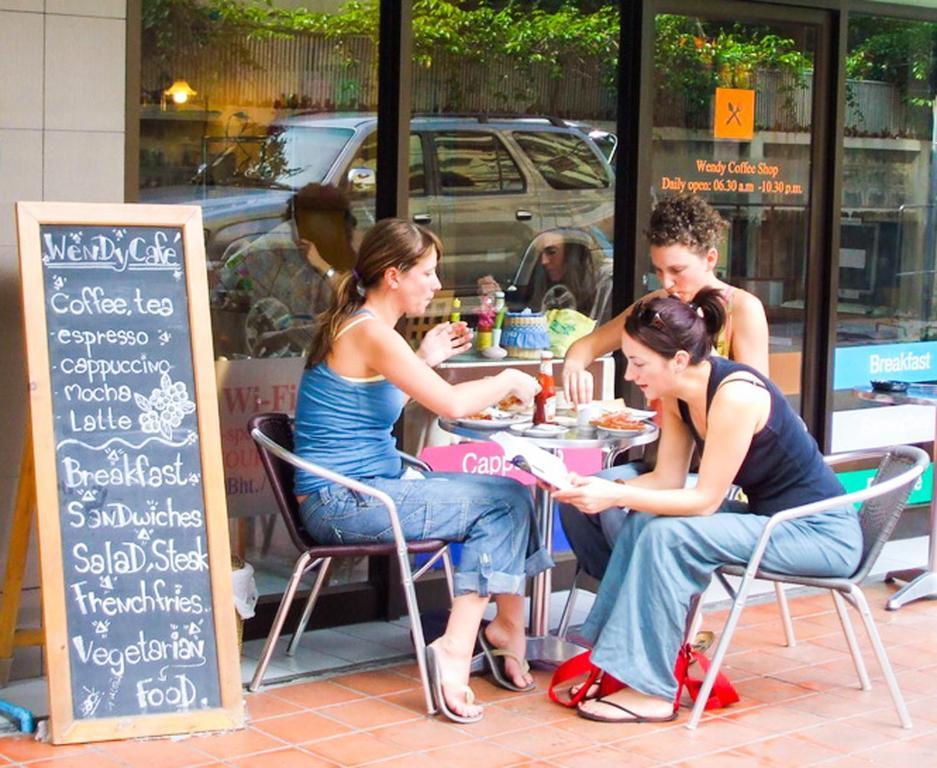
[624,286,726,363]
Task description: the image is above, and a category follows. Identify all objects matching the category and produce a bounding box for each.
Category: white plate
[456,410,531,429]
[509,422,567,437]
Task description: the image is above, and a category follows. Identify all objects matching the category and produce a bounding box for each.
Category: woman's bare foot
[577,688,676,723]
[483,618,533,690]
[429,638,483,720]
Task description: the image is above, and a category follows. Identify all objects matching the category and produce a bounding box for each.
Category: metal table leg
[884,408,937,610]
[526,483,586,663]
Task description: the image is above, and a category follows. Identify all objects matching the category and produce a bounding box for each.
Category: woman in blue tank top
[553,287,862,724]
[294,219,552,724]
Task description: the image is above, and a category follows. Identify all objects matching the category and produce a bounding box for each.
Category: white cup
[577,403,599,429]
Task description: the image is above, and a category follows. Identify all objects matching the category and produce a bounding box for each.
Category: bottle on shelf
[534,350,556,425]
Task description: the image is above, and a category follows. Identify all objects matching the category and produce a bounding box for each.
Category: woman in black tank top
[553,287,861,725]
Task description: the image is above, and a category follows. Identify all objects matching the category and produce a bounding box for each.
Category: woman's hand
[417,322,473,368]
[498,369,540,407]
[553,473,625,515]
[562,361,594,406]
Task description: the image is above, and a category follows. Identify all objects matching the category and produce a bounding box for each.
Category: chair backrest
[248,412,316,552]
[851,445,926,582]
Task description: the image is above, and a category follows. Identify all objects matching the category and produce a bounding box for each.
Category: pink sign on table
[418,440,602,485]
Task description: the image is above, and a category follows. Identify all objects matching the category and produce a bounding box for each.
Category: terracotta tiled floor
[2,583,937,767]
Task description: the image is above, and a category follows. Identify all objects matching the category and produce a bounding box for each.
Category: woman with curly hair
[559,193,769,580]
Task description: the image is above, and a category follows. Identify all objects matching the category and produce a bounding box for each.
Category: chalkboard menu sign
[16,202,242,744]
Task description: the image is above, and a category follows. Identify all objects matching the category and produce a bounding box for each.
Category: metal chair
[686,445,929,730]
[247,412,455,716]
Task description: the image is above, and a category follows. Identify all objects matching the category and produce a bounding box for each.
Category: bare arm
[729,291,770,375]
[562,308,628,404]
[554,379,766,516]
[355,320,537,419]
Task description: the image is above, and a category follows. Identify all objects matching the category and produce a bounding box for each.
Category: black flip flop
[425,643,483,724]
[477,627,536,692]
[576,694,678,724]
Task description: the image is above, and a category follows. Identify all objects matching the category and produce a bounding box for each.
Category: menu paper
[490,431,572,490]
[17,204,241,743]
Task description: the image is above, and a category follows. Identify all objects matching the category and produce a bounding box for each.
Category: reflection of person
[293,218,552,723]
[559,193,769,579]
[478,228,612,322]
[217,183,358,357]
[553,288,860,724]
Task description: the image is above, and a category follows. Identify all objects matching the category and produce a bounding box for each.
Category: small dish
[456,409,531,429]
[509,422,567,437]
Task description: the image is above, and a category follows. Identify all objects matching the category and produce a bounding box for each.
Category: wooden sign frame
[16,202,243,743]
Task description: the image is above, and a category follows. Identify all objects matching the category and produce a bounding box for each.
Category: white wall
[0,0,126,679]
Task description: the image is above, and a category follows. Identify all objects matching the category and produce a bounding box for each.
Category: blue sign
[834,341,937,390]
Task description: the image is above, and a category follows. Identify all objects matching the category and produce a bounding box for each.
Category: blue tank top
[678,356,844,516]
[292,319,406,495]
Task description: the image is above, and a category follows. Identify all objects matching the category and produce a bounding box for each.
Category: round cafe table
[438,416,659,663]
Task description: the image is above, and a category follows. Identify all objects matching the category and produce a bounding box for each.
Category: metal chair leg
[250,552,312,692]
[394,547,437,716]
[286,558,331,656]
[831,589,871,691]
[686,594,704,643]
[687,572,754,730]
[441,548,455,602]
[849,584,912,729]
[775,582,796,648]
[556,570,583,639]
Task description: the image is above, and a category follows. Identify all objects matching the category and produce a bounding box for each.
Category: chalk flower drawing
[135,373,196,440]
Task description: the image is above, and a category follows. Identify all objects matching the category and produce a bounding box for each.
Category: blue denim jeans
[299,472,553,597]
[558,461,648,580]
[572,500,862,700]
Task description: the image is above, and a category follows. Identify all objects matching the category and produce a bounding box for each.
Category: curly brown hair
[646,193,727,255]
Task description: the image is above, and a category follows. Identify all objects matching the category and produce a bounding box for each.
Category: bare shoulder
[729,288,767,319]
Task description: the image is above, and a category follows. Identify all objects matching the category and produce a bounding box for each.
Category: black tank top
[678,357,844,516]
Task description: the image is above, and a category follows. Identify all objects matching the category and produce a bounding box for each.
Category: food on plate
[465,411,494,421]
[498,394,529,412]
[590,410,648,431]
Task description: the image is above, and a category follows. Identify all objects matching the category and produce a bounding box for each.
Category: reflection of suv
[141,113,615,295]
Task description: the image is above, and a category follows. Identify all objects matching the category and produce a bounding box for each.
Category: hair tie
[351,268,366,298]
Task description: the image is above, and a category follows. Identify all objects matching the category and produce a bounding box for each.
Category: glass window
[513,130,611,190]
[650,15,818,406]
[434,132,524,194]
[410,134,426,195]
[831,16,937,456]
[140,0,380,596]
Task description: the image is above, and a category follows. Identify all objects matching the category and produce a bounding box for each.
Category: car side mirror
[347,167,376,194]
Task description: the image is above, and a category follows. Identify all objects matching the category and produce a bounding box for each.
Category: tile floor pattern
[2,583,937,767]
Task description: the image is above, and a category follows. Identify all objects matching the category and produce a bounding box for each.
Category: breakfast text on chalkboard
[41,225,221,720]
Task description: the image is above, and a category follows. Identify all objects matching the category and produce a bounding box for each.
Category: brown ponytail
[624,286,726,363]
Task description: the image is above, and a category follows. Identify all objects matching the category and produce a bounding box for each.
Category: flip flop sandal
[425,643,483,724]
[576,695,678,724]
[477,628,536,692]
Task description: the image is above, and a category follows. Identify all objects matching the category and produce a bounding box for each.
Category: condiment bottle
[449,298,461,323]
[534,350,556,425]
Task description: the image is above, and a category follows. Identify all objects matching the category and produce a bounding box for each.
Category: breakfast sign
[15,202,242,744]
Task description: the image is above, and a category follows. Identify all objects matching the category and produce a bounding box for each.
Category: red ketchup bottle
[534,351,557,425]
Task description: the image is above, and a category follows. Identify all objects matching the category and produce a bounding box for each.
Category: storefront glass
[406,2,618,332]
[830,17,937,461]
[649,13,819,403]
[139,0,381,592]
